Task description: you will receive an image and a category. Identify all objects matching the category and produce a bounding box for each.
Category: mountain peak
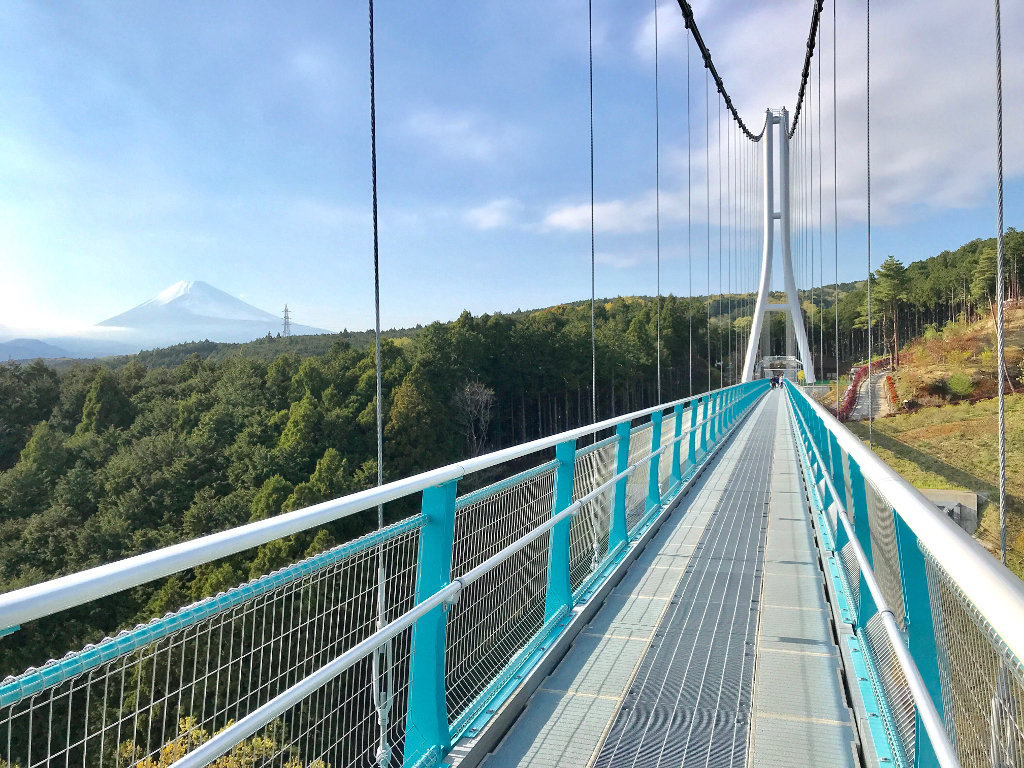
[153,280,199,304]
[96,281,330,344]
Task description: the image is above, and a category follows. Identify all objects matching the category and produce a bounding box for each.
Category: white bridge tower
[741,108,815,383]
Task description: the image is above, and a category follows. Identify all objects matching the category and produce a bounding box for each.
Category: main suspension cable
[788,0,826,137]
[673,0,764,140]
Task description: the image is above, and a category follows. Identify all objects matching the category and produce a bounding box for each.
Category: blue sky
[0,0,1021,336]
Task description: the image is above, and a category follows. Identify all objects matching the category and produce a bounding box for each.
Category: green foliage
[249,475,294,522]
[77,368,134,435]
[972,246,997,304]
[0,295,723,679]
[0,360,60,470]
[947,371,974,397]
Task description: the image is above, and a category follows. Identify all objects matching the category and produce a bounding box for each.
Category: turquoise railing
[785,381,1024,768]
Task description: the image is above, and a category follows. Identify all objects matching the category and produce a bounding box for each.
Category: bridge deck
[478,391,860,768]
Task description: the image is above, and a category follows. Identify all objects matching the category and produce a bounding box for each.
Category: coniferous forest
[1,231,1021,679]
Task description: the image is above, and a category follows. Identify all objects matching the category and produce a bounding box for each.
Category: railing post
[688,399,698,468]
[609,422,631,551]
[671,403,685,488]
[544,440,576,620]
[893,514,944,768]
[699,396,709,455]
[646,411,663,514]
[404,480,458,765]
[708,392,718,444]
[848,457,878,623]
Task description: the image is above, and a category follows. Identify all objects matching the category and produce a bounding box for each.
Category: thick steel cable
[673,1,763,140]
[706,67,712,392]
[687,33,693,396]
[728,120,733,386]
[718,95,723,388]
[817,30,825,382]
[788,0,826,137]
[655,0,662,404]
[367,1,393,765]
[866,0,873,446]
[994,0,1006,564]
[589,0,596,423]
[833,0,839,416]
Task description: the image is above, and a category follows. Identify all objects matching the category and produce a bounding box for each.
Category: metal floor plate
[593,397,777,768]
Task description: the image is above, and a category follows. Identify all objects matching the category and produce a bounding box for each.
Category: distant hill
[0,338,71,361]
[40,326,425,371]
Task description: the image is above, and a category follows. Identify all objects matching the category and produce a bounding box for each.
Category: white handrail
[789,382,1024,668]
[0,382,750,632]
[786,387,960,768]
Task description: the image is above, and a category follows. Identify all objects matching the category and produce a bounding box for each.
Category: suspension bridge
[1,1,1020,768]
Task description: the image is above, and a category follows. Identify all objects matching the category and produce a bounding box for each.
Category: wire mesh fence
[0,522,421,768]
[658,413,677,499]
[862,613,916,766]
[864,481,906,630]
[926,549,1024,768]
[569,440,617,593]
[445,466,555,724]
[625,424,653,534]
[838,540,861,615]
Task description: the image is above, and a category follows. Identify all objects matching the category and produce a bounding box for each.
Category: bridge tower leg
[741,108,815,383]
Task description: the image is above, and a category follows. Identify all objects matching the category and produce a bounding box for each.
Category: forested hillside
[1,229,1021,677]
[0,295,719,677]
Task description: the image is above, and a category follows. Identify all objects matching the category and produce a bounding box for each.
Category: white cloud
[465,198,519,229]
[634,3,688,63]
[544,196,655,233]
[596,251,642,269]
[405,109,524,162]
[631,0,1024,227]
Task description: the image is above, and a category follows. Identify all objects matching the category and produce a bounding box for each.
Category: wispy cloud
[596,251,642,269]
[464,198,520,229]
[544,197,653,234]
[405,109,524,162]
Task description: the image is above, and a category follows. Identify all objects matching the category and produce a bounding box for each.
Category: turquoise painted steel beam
[544,440,576,620]
[609,422,631,551]
[403,480,459,766]
[671,403,685,487]
[894,513,943,768]
[848,456,877,624]
[646,411,663,514]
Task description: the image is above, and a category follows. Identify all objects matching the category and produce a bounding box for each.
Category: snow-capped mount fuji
[98,281,330,345]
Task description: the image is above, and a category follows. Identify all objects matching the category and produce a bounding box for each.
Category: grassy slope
[847,395,1024,579]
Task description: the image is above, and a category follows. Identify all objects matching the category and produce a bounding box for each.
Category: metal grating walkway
[478,391,858,768]
[592,396,775,768]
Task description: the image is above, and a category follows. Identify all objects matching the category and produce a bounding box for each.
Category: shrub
[947,372,974,398]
